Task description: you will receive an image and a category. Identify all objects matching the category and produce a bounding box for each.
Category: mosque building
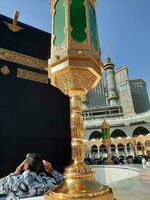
[83,56,150,159]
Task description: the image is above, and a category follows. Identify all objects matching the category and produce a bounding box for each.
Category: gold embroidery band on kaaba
[17,68,48,84]
[0,48,48,70]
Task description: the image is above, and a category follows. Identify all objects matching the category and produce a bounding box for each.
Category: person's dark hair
[26,153,45,173]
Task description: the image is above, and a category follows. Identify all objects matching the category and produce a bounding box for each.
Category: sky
[0,0,150,96]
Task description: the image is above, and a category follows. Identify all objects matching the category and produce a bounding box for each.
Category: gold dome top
[101,120,110,129]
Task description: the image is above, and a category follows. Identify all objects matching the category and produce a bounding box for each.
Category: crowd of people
[1,153,150,200]
[84,155,149,165]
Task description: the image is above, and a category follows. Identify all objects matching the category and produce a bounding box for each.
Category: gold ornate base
[44,163,114,200]
[45,179,114,200]
[105,159,113,165]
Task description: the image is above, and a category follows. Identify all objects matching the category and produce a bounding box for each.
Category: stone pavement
[111,168,150,200]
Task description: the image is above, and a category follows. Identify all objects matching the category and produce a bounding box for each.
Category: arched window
[118,144,125,151]
[127,143,134,153]
[91,145,98,153]
[100,144,106,153]
[91,145,98,159]
[89,131,102,140]
[133,127,149,137]
[111,144,116,152]
[111,129,127,139]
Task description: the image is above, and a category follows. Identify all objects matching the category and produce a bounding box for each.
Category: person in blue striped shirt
[0,153,63,200]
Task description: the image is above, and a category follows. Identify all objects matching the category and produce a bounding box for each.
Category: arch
[117,143,125,156]
[118,143,125,149]
[91,145,98,159]
[91,145,98,153]
[111,144,116,156]
[111,144,116,152]
[89,131,102,140]
[100,144,106,153]
[127,143,134,156]
[99,144,107,158]
[111,129,127,139]
[133,126,149,137]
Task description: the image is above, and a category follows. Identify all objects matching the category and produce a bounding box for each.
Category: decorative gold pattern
[4,21,24,33]
[17,68,48,84]
[0,65,10,75]
[85,135,150,160]
[0,48,48,70]
[53,68,97,95]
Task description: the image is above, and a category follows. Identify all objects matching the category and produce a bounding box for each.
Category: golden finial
[101,119,110,129]
[4,10,24,32]
[12,11,19,29]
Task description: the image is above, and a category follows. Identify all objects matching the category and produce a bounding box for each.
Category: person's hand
[43,160,53,173]
[14,160,26,175]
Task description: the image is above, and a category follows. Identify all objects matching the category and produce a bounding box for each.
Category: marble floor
[110,168,150,200]
[1,165,148,200]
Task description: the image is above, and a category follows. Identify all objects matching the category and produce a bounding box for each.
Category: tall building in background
[130,79,150,113]
[85,79,106,109]
[115,66,135,116]
[83,58,150,117]
[83,57,150,160]
[103,57,119,107]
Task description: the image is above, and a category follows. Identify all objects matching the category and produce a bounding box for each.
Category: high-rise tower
[104,56,119,106]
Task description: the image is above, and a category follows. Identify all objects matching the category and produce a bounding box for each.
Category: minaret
[45,1,114,200]
[104,56,119,106]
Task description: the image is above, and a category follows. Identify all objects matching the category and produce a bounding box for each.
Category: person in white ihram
[0,153,63,200]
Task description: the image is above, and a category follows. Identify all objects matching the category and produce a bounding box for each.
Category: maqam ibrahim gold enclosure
[45,0,114,199]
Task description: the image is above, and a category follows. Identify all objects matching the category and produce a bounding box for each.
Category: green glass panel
[102,128,106,139]
[107,129,111,139]
[88,1,100,51]
[102,128,110,139]
[54,0,65,47]
[70,0,87,42]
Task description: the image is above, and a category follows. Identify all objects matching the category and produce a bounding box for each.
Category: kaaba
[0,13,71,177]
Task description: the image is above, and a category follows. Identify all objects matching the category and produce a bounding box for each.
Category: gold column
[133,144,138,158]
[45,0,114,199]
[45,89,114,200]
[142,144,145,156]
[101,120,112,164]
[103,139,112,165]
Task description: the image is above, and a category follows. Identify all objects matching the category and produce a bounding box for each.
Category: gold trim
[49,54,102,69]
[0,48,48,70]
[17,68,48,84]
[0,65,10,75]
